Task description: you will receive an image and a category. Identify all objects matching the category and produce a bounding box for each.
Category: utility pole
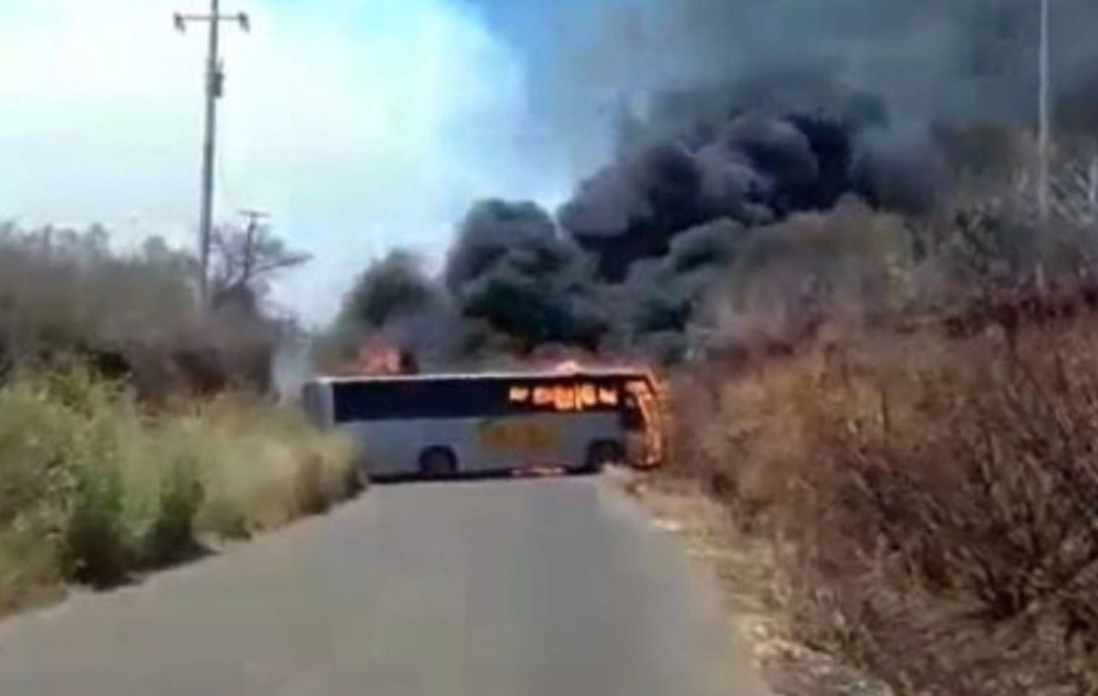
[1038,0,1052,227]
[239,208,269,284]
[1036,0,1052,294]
[240,208,268,233]
[174,1,250,309]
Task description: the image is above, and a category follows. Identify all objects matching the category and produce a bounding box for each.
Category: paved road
[0,477,770,696]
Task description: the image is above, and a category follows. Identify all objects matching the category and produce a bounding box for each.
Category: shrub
[0,365,358,615]
[671,318,1098,696]
[63,462,130,587]
[143,454,205,566]
[180,394,357,535]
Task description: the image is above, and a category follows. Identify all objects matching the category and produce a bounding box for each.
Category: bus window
[331,377,506,422]
[331,374,630,423]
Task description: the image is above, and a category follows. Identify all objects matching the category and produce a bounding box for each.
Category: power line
[215,133,237,217]
[174,0,250,310]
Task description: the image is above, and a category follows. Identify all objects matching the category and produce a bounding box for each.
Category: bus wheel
[419,447,458,478]
[585,440,623,473]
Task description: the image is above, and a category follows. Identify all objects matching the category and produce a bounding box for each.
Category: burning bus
[299,364,666,481]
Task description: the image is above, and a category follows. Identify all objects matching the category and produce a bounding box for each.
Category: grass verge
[0,363,358,616]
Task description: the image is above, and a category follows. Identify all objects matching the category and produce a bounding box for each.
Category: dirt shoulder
[605,467,891,696]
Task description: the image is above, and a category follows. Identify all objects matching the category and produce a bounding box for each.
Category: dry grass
[0,364,358,616]
[667,317,1098,696]
[0,225,354,618]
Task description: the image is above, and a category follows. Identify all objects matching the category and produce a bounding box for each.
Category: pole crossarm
[173,12,249,29]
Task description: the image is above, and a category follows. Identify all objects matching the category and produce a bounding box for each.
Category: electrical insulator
[212,65,225,98]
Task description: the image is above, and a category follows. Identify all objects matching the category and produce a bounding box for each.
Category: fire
[546,356,645,375]
[625,376,668,469]
[356,338,404,375]
[553,359,583,374]
[524,355,671,469]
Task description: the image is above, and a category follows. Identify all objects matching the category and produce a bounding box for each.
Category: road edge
[598,468,777,696]
[600,467,893,696]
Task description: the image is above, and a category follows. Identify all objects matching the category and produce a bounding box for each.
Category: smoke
[558,73,931,282]
[610,0,1098,130]
[329,250,462,367]
[446,200,608,350]
[331,0,1098,368]
[621,219,745,334]
[343,251,438,326]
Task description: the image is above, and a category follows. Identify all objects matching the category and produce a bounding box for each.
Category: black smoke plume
[332,0,1098,367]
[446,200,608,352]
[328,250,459,367]
[612,0,1098,130]
[558,78,915,282]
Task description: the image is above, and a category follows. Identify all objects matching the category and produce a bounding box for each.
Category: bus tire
[418,447,458,478]
[584,440,624,473]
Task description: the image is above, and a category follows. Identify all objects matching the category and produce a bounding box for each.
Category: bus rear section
[301,370,664,481]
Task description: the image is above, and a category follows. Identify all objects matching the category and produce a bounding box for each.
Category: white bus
[299,367,665,481]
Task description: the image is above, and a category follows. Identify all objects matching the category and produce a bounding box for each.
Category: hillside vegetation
[667,253,1098,695]
[0,224,357,617]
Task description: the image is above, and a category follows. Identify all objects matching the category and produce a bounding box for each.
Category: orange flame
[521,355,670,469]
[356,338,404,375]
[553,359,583,374]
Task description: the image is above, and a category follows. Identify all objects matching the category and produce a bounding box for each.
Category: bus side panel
[336,412,625,478]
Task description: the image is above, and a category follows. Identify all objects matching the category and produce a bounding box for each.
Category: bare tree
[208,216,311,311]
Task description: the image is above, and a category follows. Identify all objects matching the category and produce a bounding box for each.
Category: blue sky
[0,0,631,322]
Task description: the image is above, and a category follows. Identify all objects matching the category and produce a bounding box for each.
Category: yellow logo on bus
[476,420,561,456]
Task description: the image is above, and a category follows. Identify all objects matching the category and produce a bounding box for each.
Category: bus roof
[308,367,654,385]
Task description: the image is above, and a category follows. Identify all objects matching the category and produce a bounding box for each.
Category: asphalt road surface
[0,477,770,696]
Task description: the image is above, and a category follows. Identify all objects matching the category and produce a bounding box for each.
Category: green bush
[63,462,129,587]
[0,363,358,615]
[143,454,205,566]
